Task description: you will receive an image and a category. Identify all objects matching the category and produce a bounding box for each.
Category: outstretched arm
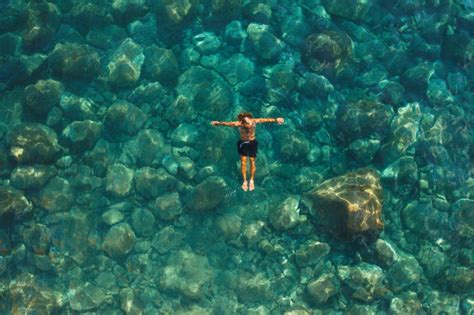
[210,121,241,127]
[253,117,285,125]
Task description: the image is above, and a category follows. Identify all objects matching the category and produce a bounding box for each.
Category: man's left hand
[276,118,284,124]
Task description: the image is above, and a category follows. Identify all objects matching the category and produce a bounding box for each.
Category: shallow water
[0,0,473,314]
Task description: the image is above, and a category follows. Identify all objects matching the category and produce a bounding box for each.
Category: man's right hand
[211,121,219,126]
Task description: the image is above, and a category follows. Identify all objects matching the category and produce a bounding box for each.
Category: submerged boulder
[337,98,394,142]
[104,101,146,136]
[10,273,65,314]
[160,250,213,300]
[247,23,285,61]
[48,43,100,79]
[106,38,144,88]
[7,124,62,164]
[0,186,33,219]
[321,0,371,21]
[185,176,227,211]
[102,223,136,258]
[177,66,234,115]
[24,80,63,116]
[303,168,383,239]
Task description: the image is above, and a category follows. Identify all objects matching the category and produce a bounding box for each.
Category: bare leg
[240,156,248,191]
[249,157,256,191]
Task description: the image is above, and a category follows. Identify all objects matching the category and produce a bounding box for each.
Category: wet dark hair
[237,112,253,122]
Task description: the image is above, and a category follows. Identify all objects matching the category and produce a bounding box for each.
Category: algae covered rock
[0,186,33,219]
[154,192,183,221]
[106,163,134,197]
[102,222,136,258]
[62,120,102,152]
[164,95,197,127]
[337,99,394,142]
[104,101,146,136]
[135,167,177,200]
[380,102,421,164]
[24,80,63,116]
[269,196,301,231]
[134,129,166,167]
[450,198,474,238]
[389,291,423,315]
[107,38,145,88]
[7,123,62,164]
[276,129,310,161]
[348,138,380,164]
[247,23,285,61]
[374,239,399,267]
[10,165,57,190]
[295,241,330,267]
[298,72,334,99]
[215,213,242,240]
[10,273,65,314]
[303,168,383,239]
[193,32,221,54]
[264,63,296,106]
[302,30,352,75]
[22,2,60,52]
[401,200,450,240]
[160,0,198,24]
[217,53,255,86]
[48,43,100,79]
[151,226,185,254]
[160,250,213,300]
[386,254,422,292]
[177,66,234,115]
[307,273,339,304]
[59,93,97,121]
[321,0,371,21]
[170,123,200,147]
[68,281,105,312]
[32,177,74,212]
[143,45,179,86]
[238,272,272,302]
[131,208,155,237]
[442,265,474,293]
[185,176,227,211]
[337,262,388,302]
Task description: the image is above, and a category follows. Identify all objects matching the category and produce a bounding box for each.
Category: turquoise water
[0,0,473,314]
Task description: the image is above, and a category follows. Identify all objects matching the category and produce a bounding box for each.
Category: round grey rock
[48,43,100,79]
[269,196,301,231]
[307,273,339,304]
[131,208,155,237]
[8,123,62,164]
[10,165,57,190]
[102,223,136,258]
[154,192,183,221]
[135,167,177,200]
[106,163,134,197]
[24,79,63,116]
[32,177,74,212]
[104,101,146,136]
[0,186,33,219]
[62,120,102,152]
[143,45,179,85]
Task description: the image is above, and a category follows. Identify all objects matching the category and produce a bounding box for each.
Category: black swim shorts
[237,140,258,157]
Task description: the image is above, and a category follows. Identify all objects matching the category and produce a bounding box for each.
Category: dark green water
[0,0,473,314]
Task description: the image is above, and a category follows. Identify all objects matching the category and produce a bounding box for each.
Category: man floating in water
[211,112,285,192]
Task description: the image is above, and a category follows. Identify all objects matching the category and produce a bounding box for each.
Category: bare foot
[249,180,255,191]
[242,181,248,191]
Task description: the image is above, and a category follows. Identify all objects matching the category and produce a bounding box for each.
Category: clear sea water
[0,0,473,314]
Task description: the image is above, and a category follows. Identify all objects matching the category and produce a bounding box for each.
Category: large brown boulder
[303,168,383,239]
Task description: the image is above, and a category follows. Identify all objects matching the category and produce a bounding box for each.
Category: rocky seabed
[0,0,473,314]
